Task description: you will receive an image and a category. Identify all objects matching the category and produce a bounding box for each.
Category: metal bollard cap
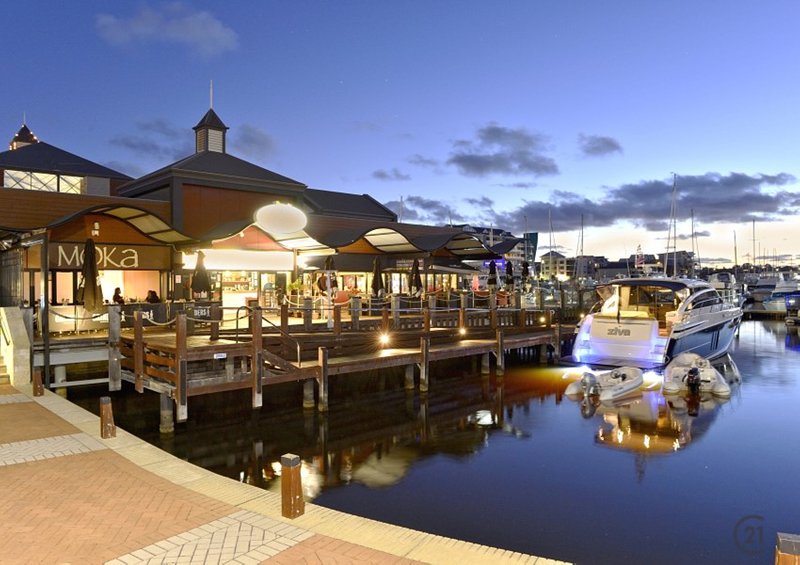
[100,396,111,405]
[281,453,300,467]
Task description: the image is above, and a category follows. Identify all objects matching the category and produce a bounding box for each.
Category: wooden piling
[303,297,313,330]
[333,305,342,335]
[175,312,188,421]
[210,303,221,341]
[251,307,263,409]
[382,306,390,332]
[108,305,122,391]
[496,329,505,376]
[280,453,305,518]
[317,347,329,412]
[404,364,415,390]
[351,295,361,330]
[302,380,315,409]
[159,393,174,434]
[419,336,430,392]
[32,367,44,396]
[133,310,144,393]
[99,396,116,439]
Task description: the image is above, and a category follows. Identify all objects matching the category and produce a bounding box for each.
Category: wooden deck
[34,301,569,430]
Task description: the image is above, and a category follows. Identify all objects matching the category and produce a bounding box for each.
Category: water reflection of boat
[662,352,731,397]
[570,277,742,368]
[593,391,724,456]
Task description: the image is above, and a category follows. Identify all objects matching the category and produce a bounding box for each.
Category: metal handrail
[234,305,302,367]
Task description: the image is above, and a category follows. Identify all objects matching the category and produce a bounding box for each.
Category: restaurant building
[0,109,501,333]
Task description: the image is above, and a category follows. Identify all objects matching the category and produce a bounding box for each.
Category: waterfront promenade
[0,382,566,564]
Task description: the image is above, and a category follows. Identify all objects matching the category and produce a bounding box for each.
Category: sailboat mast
[734,230,738,267]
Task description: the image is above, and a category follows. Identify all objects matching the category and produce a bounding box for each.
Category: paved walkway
[0,384,567,564]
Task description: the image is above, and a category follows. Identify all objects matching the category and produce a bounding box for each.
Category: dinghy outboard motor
[686,367,702,395]
[580,372,599,397]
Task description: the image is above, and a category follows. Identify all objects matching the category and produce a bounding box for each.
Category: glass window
[3,169,85,193]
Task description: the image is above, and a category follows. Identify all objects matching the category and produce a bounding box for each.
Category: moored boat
[662,352,731,397]
[569,277,742,368]
[565,366,644,403]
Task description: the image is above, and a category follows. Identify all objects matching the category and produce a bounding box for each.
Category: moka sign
[51,243,170,270]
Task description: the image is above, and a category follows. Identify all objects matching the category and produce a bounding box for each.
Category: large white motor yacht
[569,277,742,368]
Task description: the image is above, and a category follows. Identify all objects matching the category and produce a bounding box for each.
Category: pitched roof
[117,150,306,195]
[303,188,397,221]
[193,109,228,131]
[0,142,131,180]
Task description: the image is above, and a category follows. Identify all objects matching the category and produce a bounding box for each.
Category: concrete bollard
[99,396,116,439]
[776,532,800,564]
[32,368,44,397]
[281,453,304,518]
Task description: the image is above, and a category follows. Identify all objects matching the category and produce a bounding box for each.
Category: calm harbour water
[71,320,800,564]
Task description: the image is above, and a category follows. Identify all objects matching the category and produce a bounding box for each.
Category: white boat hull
[565,366,644,402]
[663,352,731,397]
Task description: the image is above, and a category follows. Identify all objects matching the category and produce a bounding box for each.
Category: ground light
[379,333,390,347]
[459,327,466,336]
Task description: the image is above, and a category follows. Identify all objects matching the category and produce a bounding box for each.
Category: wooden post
[404,364,415,390]
[517,302,526,329]
[317,347,328,412]
[496,329,505,376]
[99,396,116,439]
[351,295,361,330]
[175,312,188,422]
[459,293,467,329]
[210,303,221,341]
[133,310,144,393]
[108,305,121,391]
[251,307,263,409]
[419,336,430,393]
[159,393,174,434]
[391,294,400,326]
[333,305,342,335]
[303,379,315,409]
[481,352,491,374]
[32,367,44,396]
[423,307,430,332]
[303,297,313,330]
[280,303,289,332]
[280,453,305,518]
[382,306,390,331]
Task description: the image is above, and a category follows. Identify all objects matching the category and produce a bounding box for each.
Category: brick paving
[0,383,566,564]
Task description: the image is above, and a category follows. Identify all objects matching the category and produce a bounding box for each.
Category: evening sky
[5,1,800,267]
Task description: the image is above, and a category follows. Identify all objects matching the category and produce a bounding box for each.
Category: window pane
[31,172,57,191]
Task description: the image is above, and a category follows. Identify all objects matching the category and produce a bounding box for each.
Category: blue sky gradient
[5,2,800,266]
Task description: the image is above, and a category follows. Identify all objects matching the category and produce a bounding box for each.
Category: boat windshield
[598,283,685,324]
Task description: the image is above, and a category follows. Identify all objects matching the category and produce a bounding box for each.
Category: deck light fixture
[254,203,307,235]
[459,327,466,336]
[379,333,390,347]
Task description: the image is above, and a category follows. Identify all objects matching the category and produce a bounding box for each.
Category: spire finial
[209,80,213,109]
[22,111,26,125]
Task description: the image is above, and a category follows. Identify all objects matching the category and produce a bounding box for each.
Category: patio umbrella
[78,238,103,313]
[487,260,497,288]
[371,257,385,296]
[190,251,212,297]
[505,260,514,286]
[410,258,422,294]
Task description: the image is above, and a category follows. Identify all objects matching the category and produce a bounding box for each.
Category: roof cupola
[9,123,39,151]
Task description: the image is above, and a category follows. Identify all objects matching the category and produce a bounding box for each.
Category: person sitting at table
[145,290,160,303]
[112,288,125,305]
